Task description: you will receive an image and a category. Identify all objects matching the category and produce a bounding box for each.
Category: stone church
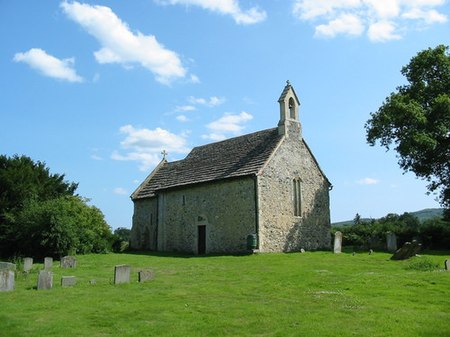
[130,82,332,254]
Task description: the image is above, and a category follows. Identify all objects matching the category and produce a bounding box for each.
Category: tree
[0,154,112,257]
[16,196,112,257]
[0,155,78,256]
[353,213,362,225]
[365,45,450,209]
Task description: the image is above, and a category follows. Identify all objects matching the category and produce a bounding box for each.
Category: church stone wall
[158,177,256,254]
[130,197,158,250]
[258,126,331,252]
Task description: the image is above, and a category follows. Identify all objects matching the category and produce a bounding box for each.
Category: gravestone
[445,259,449,271]
[61,276,77,287]
[390,240,422,260]
[333,231,342,254]
[0,262,16,271]
[37,270,53,290]
[23,257,33,272]
[44,257,53,270]
[0,270,15,291]
[138,269,155,283]
[386,232,397,253]
[60,256,77,269]
[114,265,131,284]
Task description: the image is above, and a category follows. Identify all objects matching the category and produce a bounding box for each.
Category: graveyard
[1,250,449,337]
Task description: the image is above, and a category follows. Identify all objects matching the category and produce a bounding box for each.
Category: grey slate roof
[132,127,283,200]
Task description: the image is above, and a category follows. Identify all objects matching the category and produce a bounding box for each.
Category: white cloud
[113,187,128,195]
[188,96,225,107]
[403,8,447,24]
[293,0,361,20]
[91,154,103,160]
[357,177,379,185]
[13,48,83,82]
[368,21,401,42]
[189,74,200,83]
[203,111,253,140]
[112,125,189,171]
[156,0,267,24]
[176,114,189,122]
[61,1,186,84]
[293,0,448,42]
[364,0,400,19]
[175,105,196,112]
[315,13,364,38]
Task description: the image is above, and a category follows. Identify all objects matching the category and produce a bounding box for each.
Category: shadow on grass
[124,249,254,259]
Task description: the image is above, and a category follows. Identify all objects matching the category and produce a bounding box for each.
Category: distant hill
[332,208,444,227]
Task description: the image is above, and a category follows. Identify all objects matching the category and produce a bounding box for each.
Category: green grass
[1,250,450,337]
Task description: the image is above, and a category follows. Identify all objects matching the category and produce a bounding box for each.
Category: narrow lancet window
[293,178,302,216]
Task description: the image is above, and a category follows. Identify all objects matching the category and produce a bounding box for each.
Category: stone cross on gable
[161,150,168,160]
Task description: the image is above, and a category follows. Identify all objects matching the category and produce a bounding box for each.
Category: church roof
[132,127,283,200]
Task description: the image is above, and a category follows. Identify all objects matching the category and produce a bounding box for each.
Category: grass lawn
[1,250,449,337]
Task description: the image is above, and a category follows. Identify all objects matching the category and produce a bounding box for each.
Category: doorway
[197,225,206,255]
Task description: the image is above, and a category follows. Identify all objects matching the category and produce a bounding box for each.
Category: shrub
[405,257,440,271]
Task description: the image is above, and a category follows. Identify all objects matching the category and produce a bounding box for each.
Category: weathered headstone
[386,232,397,253]
[333,231,342,254]
[37,270,53,290]
[44,257,53,270]
[61,276,77,287]
[114,265,131,284]
[60,256,77,269]
[390,240,422,260]
[445,259,449,271]
[0,262,16,271]
[138,269,155,283]
[23,257,33,272]
[0,270,15,291]
[300,248,306,253]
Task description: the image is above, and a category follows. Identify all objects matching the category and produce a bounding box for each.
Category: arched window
[293,178,302,216]
[289,97,296,119]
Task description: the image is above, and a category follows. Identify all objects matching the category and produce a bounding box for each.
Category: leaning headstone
[37,270,53,290]
[390,240,422,260]
[60,256,77,269]
[114,265,131,284]
[386,232,398,253]
[61,276,77,287]
[0,270,15,291]
[445,259,449,271]
[138,269,155,283]
[44,257,53,270]
[0,262,16,271]
[23,257,33,272]
[333,231,342,254]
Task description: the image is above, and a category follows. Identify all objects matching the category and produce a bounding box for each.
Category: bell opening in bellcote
[277,81,302,138]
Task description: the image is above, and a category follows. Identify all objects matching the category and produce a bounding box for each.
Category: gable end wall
[258,131,331,252]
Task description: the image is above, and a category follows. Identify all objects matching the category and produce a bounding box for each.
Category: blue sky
[1,0,449,229]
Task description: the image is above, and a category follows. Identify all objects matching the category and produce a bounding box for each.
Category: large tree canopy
[365,45,450,210]
[0,154,112,258]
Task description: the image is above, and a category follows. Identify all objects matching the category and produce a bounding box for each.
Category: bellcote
[278,81,301,138]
